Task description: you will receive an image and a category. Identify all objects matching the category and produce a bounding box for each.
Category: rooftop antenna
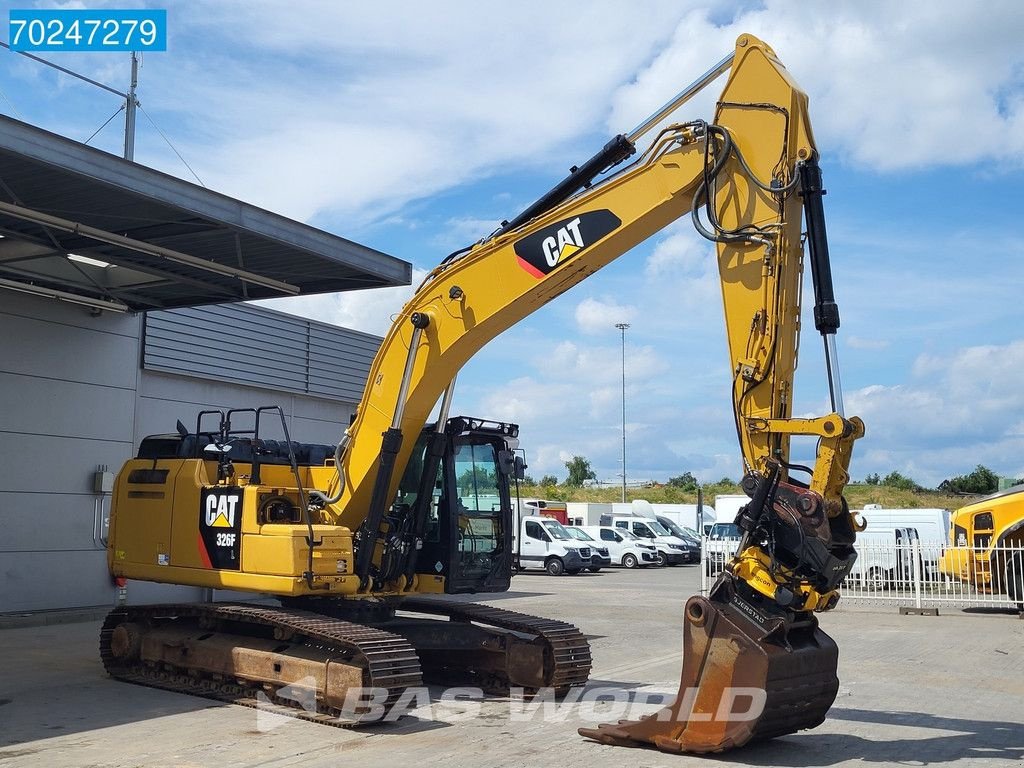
[0,43,138,161]
[124,51,139,161]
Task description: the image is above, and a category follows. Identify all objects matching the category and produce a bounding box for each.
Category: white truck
[583,526,660,568]
[514,515,595,575]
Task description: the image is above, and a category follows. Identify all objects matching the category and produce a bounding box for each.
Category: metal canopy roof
[0,115,411,312]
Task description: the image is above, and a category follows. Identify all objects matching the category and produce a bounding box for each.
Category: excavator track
[100,603,422,726]
[398,597,592,693]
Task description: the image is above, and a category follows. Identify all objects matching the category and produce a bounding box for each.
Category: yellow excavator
[104,34,864,753]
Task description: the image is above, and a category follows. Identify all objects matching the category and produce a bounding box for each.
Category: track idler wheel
[579,575,840,753]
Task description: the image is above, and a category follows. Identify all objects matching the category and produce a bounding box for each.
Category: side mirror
[513,455,526,480]
[497,449,515,475]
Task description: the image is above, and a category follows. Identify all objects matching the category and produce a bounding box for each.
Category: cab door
[519,519,550,569]
[599,528,622,560]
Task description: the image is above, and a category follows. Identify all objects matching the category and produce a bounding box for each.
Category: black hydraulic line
[355,427,404,584]
[402,429,449,584]
[494,134,635,237]
[271,405,323,590]
[798,155,840,336]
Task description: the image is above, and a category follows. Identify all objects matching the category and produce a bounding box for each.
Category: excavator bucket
[579,575,840,754]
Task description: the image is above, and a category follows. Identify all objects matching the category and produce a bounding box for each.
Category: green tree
[521,474,536,486]
[539,474,558,486]
[864,472,881,485]
[667,472,699,491]
[882,470,920,492]
[563,455,597,487]
[939,465,999,495]
[457,466,497,492]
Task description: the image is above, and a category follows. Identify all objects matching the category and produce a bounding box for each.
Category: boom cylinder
[799,156,845,416]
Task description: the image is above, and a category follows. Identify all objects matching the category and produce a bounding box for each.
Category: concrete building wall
[0,293,375,614]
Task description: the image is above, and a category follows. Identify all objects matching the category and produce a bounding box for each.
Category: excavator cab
[398,416,519,594]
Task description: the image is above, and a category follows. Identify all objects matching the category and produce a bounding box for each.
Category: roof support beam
[0,275,129,312]
[0,199,300,295]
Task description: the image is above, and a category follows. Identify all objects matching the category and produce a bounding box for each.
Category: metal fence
[700,538,1024,611]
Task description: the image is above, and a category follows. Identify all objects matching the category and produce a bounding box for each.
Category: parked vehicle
[515,515,593,575]
[583,526,659,568]
[858,504,949,545]
[939,486,1024,607]
[515,498,569,525]
[847,527,921,590]
[713,494,749,524]
[651,504,717,534]
[858,505,949,577]
[564,526,612,572]
[656,516,703,560]
[705,522,743,575]
[600,515,698,565]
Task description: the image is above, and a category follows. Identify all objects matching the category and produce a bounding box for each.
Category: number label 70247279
[8,9,167,52]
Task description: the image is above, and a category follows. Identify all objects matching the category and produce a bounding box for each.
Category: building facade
[0,292,379,613]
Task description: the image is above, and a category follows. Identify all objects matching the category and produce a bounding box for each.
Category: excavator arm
[330,32,861,591]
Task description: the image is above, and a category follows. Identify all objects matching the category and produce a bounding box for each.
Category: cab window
[525,520,547,540]
[632,522,653,537]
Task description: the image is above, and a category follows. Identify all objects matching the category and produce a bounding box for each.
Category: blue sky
[3,1,1023,487]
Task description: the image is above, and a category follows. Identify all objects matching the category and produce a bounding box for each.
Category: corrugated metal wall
[143,304,380,403]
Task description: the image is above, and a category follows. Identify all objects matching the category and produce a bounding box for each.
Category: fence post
[700,538,708,594]
[912,539,923,609]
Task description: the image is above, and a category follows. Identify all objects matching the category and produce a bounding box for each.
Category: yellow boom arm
[329,34,862,594]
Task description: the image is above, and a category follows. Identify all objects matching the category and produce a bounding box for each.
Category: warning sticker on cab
[198,488,243,570]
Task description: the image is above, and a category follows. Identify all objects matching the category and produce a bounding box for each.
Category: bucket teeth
[579,575,839,754]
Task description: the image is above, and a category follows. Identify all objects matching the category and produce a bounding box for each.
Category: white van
[605,516,698,565]
[857,505,949,576]
[848,527,921,589]
[564,526,612,571]
[858,505,950,544]
[584,526,659,568]
[514,515,593,575]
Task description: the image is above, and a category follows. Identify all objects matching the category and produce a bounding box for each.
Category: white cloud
[114,0,693,227]
[609,1,1024,172]
[847,336,890,351]
[644,224,714,278]
[574,297,637,334]
[845,340,1024,485]
[253,267,429,337]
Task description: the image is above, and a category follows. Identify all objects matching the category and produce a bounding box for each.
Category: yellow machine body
[939,486,1024,602]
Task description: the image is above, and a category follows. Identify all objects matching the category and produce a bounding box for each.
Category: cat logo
[514,209,621,279]
[541,217,584,267]
[198,488,243,570]
[205,493,239,529]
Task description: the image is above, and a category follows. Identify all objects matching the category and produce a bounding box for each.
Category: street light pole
[615,322,630,503]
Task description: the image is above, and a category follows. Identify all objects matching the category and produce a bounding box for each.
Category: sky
[2,0,1023,488]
